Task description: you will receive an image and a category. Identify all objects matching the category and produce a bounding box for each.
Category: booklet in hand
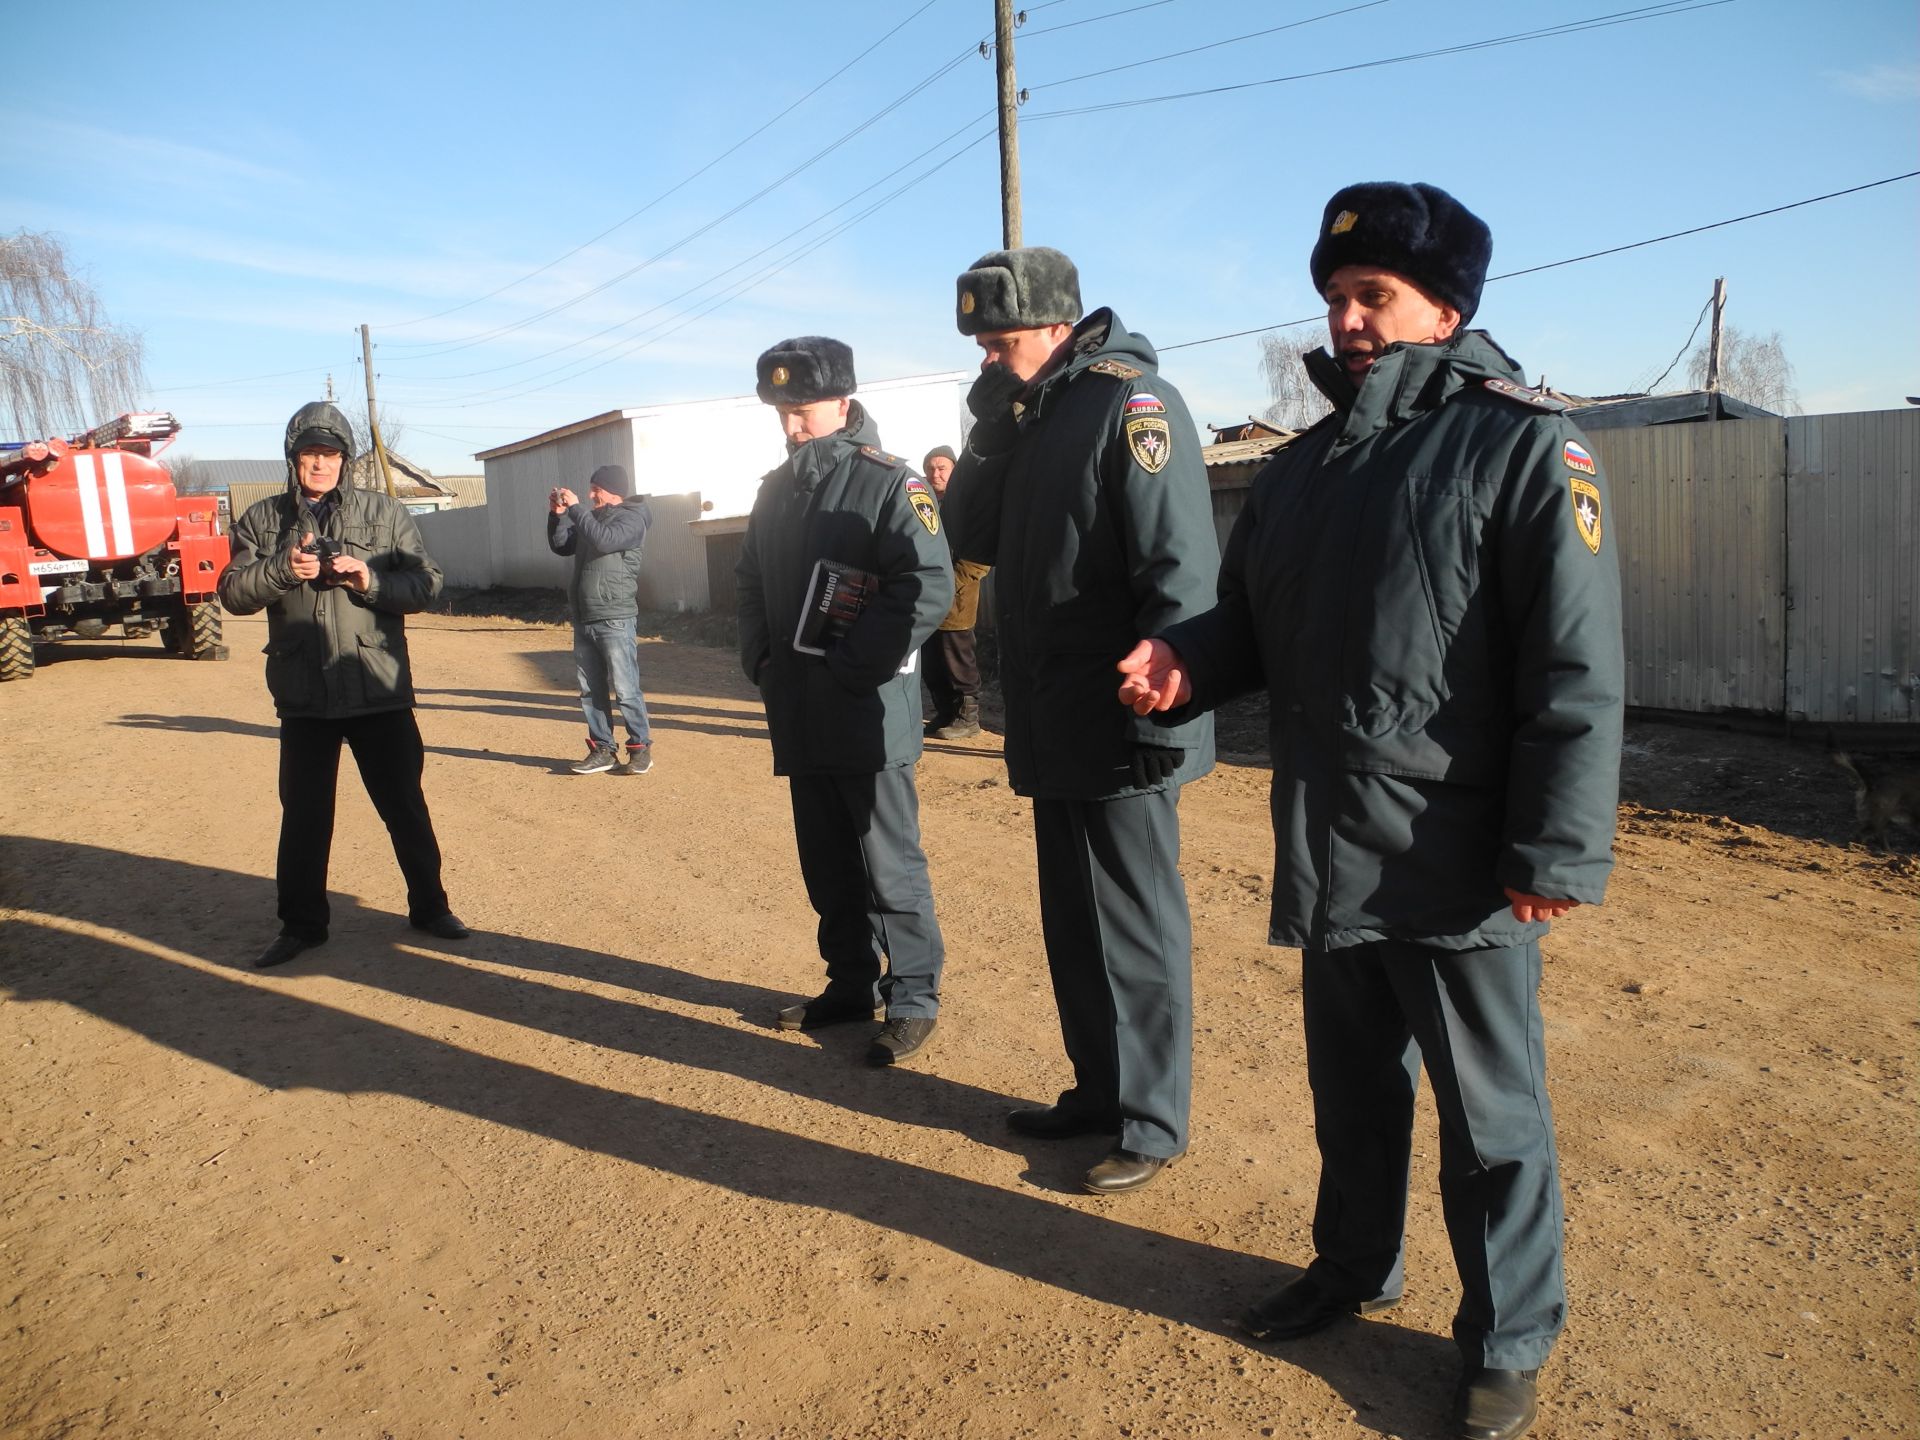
[793,559,877,656]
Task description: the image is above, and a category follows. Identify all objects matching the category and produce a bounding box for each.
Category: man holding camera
[547,465,654,775]
[220,400,466,969]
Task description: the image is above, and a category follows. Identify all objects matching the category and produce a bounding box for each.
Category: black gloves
[965,362,1027,456]
[1130,744,1182,789]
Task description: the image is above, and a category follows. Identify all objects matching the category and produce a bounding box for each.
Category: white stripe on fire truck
[99,452,136,555]
[71,453,109,556]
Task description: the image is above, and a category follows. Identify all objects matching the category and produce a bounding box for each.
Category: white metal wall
[1785,409,1919,724]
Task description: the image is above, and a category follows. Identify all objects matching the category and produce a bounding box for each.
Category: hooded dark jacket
[945,308,1217,800]
[219,460,443,719]
[736,401,954,775]
[1160,330,1624,951]
[548,494,652,623]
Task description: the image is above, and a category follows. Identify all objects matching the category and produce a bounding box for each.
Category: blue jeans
[573,618,651,748]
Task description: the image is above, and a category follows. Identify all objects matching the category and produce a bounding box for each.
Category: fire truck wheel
[182,602,226,661]
[0,616,33,682]
[168,602,224,660]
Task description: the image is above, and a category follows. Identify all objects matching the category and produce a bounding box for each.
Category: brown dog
[1831,751,1920,848]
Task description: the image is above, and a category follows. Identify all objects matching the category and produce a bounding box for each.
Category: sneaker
[569,742,618,775]
[621,741,653,775]
[867,1016,938,1066]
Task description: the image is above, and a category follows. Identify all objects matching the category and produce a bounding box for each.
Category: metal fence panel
[1785,410,1920,724]
[1590,418,1787,715]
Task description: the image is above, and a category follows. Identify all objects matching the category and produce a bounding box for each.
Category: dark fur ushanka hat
[755,336,856,405]
[1308,182,1492,324]
[954,247,1082,335]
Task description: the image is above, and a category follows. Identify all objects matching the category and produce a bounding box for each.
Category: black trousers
[788,768,945,1019]
[1031,788,1193,1159]
[276,709,449,940]
[1301,938,1565,1370]
[921,627,980,716]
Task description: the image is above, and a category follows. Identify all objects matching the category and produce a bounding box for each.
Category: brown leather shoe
[1006,1104,1121,1140]
[1081,1148,1170,1194]
[1239,1275,1402,1342]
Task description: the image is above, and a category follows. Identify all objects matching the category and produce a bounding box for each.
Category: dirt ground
[2,609,1913,1440]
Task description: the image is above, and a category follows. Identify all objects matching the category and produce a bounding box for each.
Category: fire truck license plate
[29,558,87,576]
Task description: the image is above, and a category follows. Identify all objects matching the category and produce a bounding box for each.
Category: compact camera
[300,533,345,584]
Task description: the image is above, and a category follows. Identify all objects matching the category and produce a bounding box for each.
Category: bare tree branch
[1688,325,1802,415]
[1256,324,1335,431]
[0,231,148,437]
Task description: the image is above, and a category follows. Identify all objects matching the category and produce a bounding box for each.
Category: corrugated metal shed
[1597,418,1787,715]
[1566,390,1778,429]
[1784,410,1918,724]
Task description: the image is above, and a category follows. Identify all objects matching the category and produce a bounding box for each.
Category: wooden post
[1704,277,1727,421]
[994,0,1022,249]
[359,324,397,499]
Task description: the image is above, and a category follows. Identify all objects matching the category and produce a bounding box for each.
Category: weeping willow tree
[1,231,148,439]
[1257,322,1335,431]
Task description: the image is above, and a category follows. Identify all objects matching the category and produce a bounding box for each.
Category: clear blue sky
[5,0,1916,473]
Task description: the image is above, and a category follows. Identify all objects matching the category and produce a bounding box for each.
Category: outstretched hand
[1116,638,1192,714]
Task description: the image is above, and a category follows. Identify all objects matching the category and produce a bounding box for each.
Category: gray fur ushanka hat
[755,336,856,406]
[954,246,1082,335]
[1308,182,1492,324]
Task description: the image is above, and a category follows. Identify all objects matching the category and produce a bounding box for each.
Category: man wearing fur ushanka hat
[938,246,1219,1198]
[1118,181,1624,1440]
[734,336,954,1069]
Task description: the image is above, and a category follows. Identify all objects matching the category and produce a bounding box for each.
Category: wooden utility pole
[1705,277,1727,393]
[359,324,396,498]
[993,0,1023,249]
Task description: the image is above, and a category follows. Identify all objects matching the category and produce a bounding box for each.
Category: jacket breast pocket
[1397,475,1494,719]
[339,523,384,562]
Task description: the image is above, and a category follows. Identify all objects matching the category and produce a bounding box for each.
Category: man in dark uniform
[1118,183,1624,1440]
[942,247,1217,1194]
[736,337,955,1067]
[220,400,468,969]
[918,444,989,740]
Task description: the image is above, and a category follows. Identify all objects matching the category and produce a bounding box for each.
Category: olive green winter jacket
[945,308,1217,800]
[736,401,954,776]
[219,476,443,719]
[1161,330,1624,951]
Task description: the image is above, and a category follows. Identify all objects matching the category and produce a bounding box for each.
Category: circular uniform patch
[1125,414,1172,474]
[1570,476,1603,554]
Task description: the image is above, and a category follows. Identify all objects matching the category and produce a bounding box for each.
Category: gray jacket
[547,495,652,623]
[1162,330,1624,952]
[219,476,443,719]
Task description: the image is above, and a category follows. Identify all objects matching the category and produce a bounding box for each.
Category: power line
[1020,1,1180,40]
[394,116,994,393]
[1028,0,1394,90]
[1160,171,1920,353]
[376,0,947,332]
[1029,0,1734,118]
[1641,298,1714,395]
[381,49,977,360]
[404,129,998,412]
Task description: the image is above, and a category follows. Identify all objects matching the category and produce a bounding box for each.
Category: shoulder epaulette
[857,443,907,469]
[1088,358,1144,381]
[1481,377,1569,412]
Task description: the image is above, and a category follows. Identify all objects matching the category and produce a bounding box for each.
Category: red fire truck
[0,413,230,680]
